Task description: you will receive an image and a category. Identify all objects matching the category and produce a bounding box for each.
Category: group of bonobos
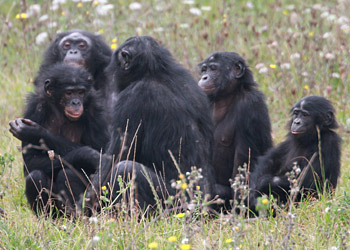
[9,29,341,218]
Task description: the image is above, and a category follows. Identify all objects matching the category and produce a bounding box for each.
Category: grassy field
[1,0,350,249]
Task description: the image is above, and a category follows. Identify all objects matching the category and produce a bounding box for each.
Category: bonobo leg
[25,170,52,216]
[55,168,88,212]
[108,160,173,210]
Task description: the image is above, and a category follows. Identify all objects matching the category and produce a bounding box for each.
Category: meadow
[0,0,350,249]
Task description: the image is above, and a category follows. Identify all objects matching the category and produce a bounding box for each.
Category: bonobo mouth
[65,108,83,121]
[291,131,305,135]
[64,59,85,68]
[201,87,216,93]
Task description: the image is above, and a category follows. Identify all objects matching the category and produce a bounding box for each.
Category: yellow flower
[93,1,99,5]
[196,185,200,190]
[223,14,227,19]
[262,198,269,205]
[235,226,239,231]
[181,183,188,190]
[77,2,83,8]
[225,238,233,243]
[101,186,107,191]
[148,242,158,249]
[111,44,117,50]
[269,64,276,69]
[180,244,191,250]
[175,212,185,218]
[61,11,66,16]
[282,10,289,15]
[98,29,104,34]
[179,174,185,179]
[16,13,27,19]
[86,11,89,15]
[112,38,118,43]
[304,85,309,90]
[168,236,177,242]
[309,32,314,37]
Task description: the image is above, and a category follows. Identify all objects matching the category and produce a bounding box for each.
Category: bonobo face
[59,32,92,68]
[198,52,246,97]
[43,65,93,121]
[290,100,314,135]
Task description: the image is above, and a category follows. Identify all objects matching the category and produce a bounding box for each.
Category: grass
[1,0,350,249]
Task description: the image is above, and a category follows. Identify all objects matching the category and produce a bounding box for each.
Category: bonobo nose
[72,99,81,105]
[294,118,301,125]
[69,50,78,54]
[201,74,208,81]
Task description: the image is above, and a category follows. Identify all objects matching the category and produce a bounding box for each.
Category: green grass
[1,0,350,249]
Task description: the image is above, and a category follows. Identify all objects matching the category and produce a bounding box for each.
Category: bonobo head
[290,96,338,139]
[44,30,112,77]
[108,36,175,91]
[198,52,255,99]
[40,63,93,121]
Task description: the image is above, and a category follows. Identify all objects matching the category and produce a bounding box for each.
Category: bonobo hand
[9,118,44,143]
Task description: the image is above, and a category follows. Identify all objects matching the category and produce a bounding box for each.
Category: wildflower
[304,85,309,90]
[77,2,83,8]
[309,32,314,37]
[93,1,99,5]
[255,63,265,70]
[331,72,340,78]
[129,2,142,10]
[258,67,268,74]
[98,29,104,34]
[322,32,331,39]
[101,185,107,191]
[92,236,100,242]
[179,23,190,29]
[290,53,300,60]
[180,244,191,250]
[27,4,41,17]
[16,13,27,19]
[168,236,177,242]
[183,0,194,4]
[136,27,142,36]
[325,53,335,60]
[235,226,239,231]
[86,11,89,15]
[111,44,117,50]
[269,64,276,69]
[36,32,48,45]
[148,242,158,249]
[153,27,164,33]
[196,185,200,190]
[39,14,49,22]
[327,15,336,22]
[60,225,67,231]
[246,2,253,8]
[61,11,66,16]
[262,198,269,205]
[320,11,329,19]
[201,6,212,11]
[89,216,98,223]
[282,10,289,15]
[108,218,115,222]
[47,150,55,161]
[281,63,291,70]
[226,238,233,243]
[175,212,185,218]
[325,206,331,213]
[189,8,202,16]
[179,174,185,179]
[96,4,114,15]
[112,38,117,43]
[340,24,350,34]
[181,183,188,190]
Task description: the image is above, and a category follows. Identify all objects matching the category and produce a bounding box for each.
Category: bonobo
[9,63,109,216]
[249,96,341,211]
[198,52,272,206]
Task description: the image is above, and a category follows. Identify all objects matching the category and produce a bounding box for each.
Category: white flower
[246,2,253,8]
[129,2,142,10]
[325,53,335,60]
[48,22,57,28]
[89,216,98,224]
[153,27,164,32]
[327,14,337,22]
[255,63,265,69]
[96,4,114,15]
[312,4,322,10]
[325,206,331,213]
[181,238,189,244]
[179,23,190,29]
[27,4,41,17]
[258,67,268,74]
[287,4,295,10]
[38,14,49,22]
[35,32,48,45]
[301,72,309,77]
[189,8,202,16]
[92,236,101,242]
[183,0,194,4]
[341,24,350,34]
[52,0,66,5]
[319,51,324,58]
[281,63,291,70]
[320,11,329,19]
[337,16,349,24]
[331,72,340,78]
[82,0,92,2]
[268,41,278,49]
[290,53,300,60]
[201,6,212,11]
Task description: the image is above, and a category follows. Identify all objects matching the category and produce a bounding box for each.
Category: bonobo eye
[301,111,309,116]
[209,64,217,71]
[121,50,130,59]
[65,90,73,97]
[63,41,70,49]
[78,90,85,96]
[292,110,299,116]
[201,65,207,73]
[78,42,87,50]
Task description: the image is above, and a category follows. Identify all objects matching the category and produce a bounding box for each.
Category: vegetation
[0,0,350,249]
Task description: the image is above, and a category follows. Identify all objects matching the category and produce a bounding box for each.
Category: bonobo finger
[22,118,35,126]
[9,120,18,130]
[16,118,24,127]
[9,128,19,138]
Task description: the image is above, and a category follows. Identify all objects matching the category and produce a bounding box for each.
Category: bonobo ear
[44,79,52,96]
[324,111,334,127]
[118,49,131,70]
[234,62,245,78]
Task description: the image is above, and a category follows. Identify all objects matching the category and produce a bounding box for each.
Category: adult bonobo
[249,96,341,211]
[198,52,273,207]
[34,30,113,108]
[78,36,215,213]
[9,64,109,216]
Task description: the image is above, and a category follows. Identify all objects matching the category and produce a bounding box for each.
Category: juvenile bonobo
[78,36,215,213]
[9,63,109,216]
[249,96,341,211]
[198,52,273,206]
